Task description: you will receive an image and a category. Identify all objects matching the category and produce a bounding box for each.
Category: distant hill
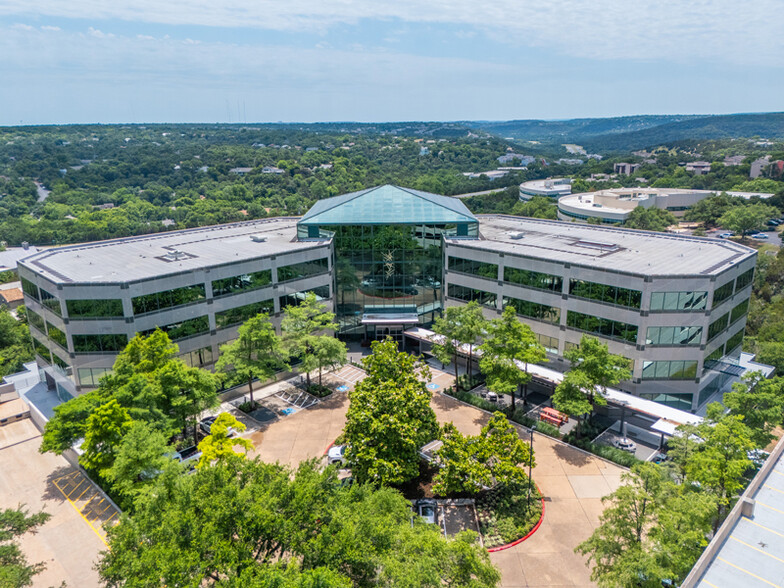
[466,112,784,152]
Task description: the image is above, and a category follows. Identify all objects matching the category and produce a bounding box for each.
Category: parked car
[652,452,670,464]
[718,232,734,239]
[327,444,347,466]
[767,219,780,226]
[174,446,202,470]
[199,415,237,437]
[751,233,769,239]
[417,499,437,524]
[612,437,637,453]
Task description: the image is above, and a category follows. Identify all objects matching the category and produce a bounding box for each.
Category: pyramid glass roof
[298,185,478,226]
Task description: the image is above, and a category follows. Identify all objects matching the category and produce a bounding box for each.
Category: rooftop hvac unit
[250,234,268,242]
[508,232,524,240]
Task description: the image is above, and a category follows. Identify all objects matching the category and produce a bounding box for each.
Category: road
[35,181,50,202]
[450,187,510,199]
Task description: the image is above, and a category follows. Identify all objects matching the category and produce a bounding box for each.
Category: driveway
[251,365,625,587]
[0,419,104,588]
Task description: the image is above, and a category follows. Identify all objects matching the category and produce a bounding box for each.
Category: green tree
[511,196,558,219]
[80,398,133,478]
[479,306,546,410]
[552,336,631,421]
[343,339,439,486]
[281,292,344,389]
[155,359,219,447]
[718,202,779,240]
[197,413,253,468]
[40,389,105,454]
[216,312,286,407]
[723,372,784,447]
[433,413,534,497]
[432,302,487,386]
[0,308,33,378]
[683,193,742,227]
[0,506,52,588]
[623,206,677,232]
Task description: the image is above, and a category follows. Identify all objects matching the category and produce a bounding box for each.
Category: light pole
[527,424,536,512]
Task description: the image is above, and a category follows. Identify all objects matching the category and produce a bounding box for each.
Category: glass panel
[141,316,209,341]
[132,284,206,315]
[568,279,641,309]
[73,334,128,354]
[211,269,272,298]
[735,268,754,292]
[566,311,638,343]
[40,289,61,316]
[649,292,664,311]
[725,329,744,353]
[277,258,329,283]
[448,256,498,280]
[20,277,39,301]
[77,367,111,387]
[642,360,698,380]
[707,312,729,342]
[32,336,51,364]
[730,299,749,325]
[712,280,734,308]
[27,309,46,332]
[46,322,67,349]
[180,347,214,368]
[66,299,124,318]
[447,284,496,308]
[280,286,330,311]
[215,300,274,329]
[503,267,562,292]
[502,296,560,324]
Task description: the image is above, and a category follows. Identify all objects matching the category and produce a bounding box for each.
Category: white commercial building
[519,178,572,201]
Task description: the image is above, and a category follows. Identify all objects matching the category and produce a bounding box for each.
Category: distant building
[750,156,771,178]
[556,158,584,166]
[497,153,535,166]
[613,162,641,175]
[462,170,509,180]
[0,287,24,310]
[229,167,253,175]
[770,160,784,178]
[519,178,572,200]
[723,155,745,166]
[685,161,712,175]
[261,166,285,174]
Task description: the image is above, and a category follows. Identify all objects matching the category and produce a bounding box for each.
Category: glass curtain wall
[320,224,449,336]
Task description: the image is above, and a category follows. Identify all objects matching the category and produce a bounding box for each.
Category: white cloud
[40,25,60,31]
[0,0,781,65]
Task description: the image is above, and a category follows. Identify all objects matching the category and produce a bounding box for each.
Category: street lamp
[527,423,536,512]
[617,399,630,439]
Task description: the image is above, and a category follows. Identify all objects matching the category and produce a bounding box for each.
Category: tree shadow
[552,442,593,467]
[41,465,77,502]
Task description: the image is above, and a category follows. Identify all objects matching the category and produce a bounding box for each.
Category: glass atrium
[297,185,479,341]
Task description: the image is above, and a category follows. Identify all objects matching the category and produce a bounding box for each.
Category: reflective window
[504,267,562,293]
[27,309,45,332]
[132,284,205,315]
[536,334,559,354]
[645,326,702,346]
[447,284,496,308]
[707,312,729,342]
[730,299,749,325]
[32,336,51,363]
[705,346,724,364]
[641,360,698,380]
[77,367,112,387]
[20,277,39,301]
[215,300,274,329]
[51,353,72,376]
[735,268,754,292]
[211,269,272,298]
[639,392,693,411]
[180,347,214,368]
[649,291,708,312]
[567,311,638,344]
[141,316,209,341]
[46,322,67,349]
[66,299,124,318]
[569,279,641,309]
[448,257,498,280]
[73,334,128,354]
[280,286,330,311]
[502,296,560,324]
[712,280,734,308]
[725,329,744,354]
[277,258,329,283]
[40,288,61,316]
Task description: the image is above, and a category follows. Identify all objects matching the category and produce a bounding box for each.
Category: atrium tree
[432,301,487,388]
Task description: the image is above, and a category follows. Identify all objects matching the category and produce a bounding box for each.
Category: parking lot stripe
[764,483,784,495]
[700,579,720,588]
[757,500,784,516]
[716,557,780,587]
[730,536,784,565]
[52,475,109,547]
[746,517,784,539]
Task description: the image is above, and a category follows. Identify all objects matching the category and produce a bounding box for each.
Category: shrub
[307,384,333,398]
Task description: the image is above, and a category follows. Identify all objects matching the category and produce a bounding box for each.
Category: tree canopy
[0,506,52,588]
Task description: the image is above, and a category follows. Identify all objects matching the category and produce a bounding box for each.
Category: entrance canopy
[362,312,420,325]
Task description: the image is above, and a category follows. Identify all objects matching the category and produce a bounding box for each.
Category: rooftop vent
[157,249,197,263]
[508,232,524,240]
[572,240,622,254]
[250,234,268,243]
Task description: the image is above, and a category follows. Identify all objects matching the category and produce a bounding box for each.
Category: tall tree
[718,202,779,241]
[216,312,286,407]
[723,372,784,447]
[479,306,546,410]
[281,292,343,389]
[343,339,439,486]
[432,301,487,386]
[0,506,52,588]
[80,398,134,479]
[197,413,253,468]
[155,359,219,447]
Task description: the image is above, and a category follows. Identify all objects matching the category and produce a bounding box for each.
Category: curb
[486,486,546,553]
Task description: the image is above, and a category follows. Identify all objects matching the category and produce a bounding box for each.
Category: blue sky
[1,0,782,125]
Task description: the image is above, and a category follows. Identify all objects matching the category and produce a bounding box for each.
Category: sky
[1,0,782,125]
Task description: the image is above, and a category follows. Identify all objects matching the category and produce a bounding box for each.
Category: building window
[141,316,209,341]
[536,333,559,354]
[566,311,638,344]
[502,296,560,324]
[568,279,642,309]
[645,326,702,346]
[131,284,206,315]
[641,360,698,380]
[180,346,214,368]
[447,284,496,308]
[51,353,72,376]
[280,286,330,311]
[77,367,112,387]
[639,392,693,411]
[66,299,124,319]
[503,267,563,293]
[20,277,39,301]
[45,322,67,349]
[447,257,498,280]
[725,329,744,354]
[730,299,749,325]
[211,269,272,298]
[27,309,45,333]
[73,334,129,354]
[707,312,729,342]
[215,300,274,329]
[712,280,734,308]
[40,288,61,316]
[276,258,329,283]
[649,291,708,312]
[705,346,724,364]
[32,336,51,364]
[735,268,754,292]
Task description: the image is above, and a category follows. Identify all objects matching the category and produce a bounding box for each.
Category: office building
[519,178,572,200]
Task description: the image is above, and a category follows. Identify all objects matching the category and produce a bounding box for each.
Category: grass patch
[476,482,542,548]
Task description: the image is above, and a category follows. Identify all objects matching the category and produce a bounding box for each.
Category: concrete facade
[519,178,572,200]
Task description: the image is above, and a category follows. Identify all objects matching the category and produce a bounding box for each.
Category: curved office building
[19,184,757,412]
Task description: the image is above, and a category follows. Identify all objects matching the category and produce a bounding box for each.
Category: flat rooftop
[20,218,329,284]
[448,215,756,277]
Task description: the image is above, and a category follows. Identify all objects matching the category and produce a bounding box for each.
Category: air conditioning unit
[508,232,524,240]
[250,235,268,243]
